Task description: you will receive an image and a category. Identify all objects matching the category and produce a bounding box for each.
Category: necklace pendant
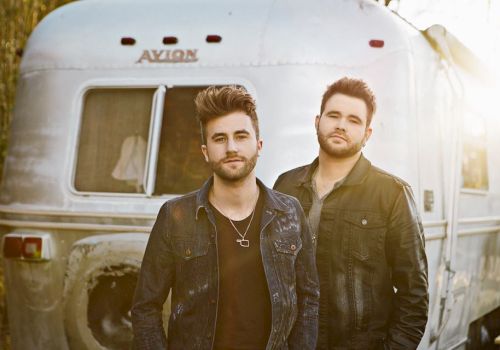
[236,238,250,248]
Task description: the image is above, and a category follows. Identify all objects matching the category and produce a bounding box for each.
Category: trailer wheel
[63,234,170,350]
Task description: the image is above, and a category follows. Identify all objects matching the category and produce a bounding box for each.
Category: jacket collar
[195,176,288,220]
[297,153,372,188]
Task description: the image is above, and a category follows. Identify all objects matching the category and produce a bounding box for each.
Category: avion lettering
[136,49,198,63]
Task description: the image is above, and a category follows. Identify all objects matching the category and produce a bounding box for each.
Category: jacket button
[210,299,216,304]
[185,248,192,257]
[290,244,296,251]
[361,219,368,225]
[206,332,212,339]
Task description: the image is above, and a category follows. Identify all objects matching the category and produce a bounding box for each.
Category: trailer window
[154,86,211,195]
[462,113,489,191]
[74,85,219,195]
[75,89,154,193]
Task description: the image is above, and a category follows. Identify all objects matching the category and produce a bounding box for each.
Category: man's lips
[223,157,244,163]
[330,134,348,141]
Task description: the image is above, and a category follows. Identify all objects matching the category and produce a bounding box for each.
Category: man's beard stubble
[209,152,259,181]
[317,130,364,159]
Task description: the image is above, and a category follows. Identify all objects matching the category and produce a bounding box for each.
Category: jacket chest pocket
[343,212,386,262]
[272,236,302,287]
[170,239,210,308]
[272,236,302,268]
[172,239,209,267]
[273,236,302,256]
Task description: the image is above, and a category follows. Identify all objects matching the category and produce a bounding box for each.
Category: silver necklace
[210,190,258,248]
[228,208,255,248]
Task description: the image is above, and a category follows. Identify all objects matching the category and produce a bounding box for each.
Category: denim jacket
[132,178,319,350]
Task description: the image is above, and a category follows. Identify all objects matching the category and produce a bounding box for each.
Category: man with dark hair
[132,85,319,350]
[274,77,429,350]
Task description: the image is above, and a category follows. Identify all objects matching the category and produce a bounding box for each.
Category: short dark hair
[320,77,376,126]
[194,85,259,144]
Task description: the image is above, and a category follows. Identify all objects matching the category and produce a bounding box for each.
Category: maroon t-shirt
[210,191,272,350]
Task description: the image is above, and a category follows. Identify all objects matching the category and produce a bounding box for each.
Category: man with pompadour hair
[274,77,429,350]
[132,85,319,350]
[195,85,260,143]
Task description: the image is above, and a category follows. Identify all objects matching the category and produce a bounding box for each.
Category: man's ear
[257,139,263,156]
[201,144,209,162]
[315,115,321,132]
[363,127,372,146]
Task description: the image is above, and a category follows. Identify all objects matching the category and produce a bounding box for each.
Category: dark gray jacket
[274,155,428,350]
[132,178,319,350]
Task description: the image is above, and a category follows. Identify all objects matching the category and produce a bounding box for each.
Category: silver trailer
[1,0,499,349]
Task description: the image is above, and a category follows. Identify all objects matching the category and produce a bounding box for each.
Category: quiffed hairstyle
[194,85,259,144]
[320,77,377,127]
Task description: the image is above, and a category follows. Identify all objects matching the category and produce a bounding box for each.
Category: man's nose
[335,117,347,131]
[226,137,238,152]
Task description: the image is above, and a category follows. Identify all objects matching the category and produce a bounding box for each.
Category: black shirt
[210,190,272,350]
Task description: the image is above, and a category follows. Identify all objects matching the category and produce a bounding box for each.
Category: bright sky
[390,0,500,73]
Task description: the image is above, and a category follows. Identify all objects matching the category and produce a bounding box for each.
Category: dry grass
[0,1,73,348]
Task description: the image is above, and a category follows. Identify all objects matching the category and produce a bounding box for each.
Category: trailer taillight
[2,233,51,261]
[3,236,22,258]
[22,237,43,259]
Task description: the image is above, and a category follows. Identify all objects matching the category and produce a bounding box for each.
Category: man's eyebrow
[210,129,250,139]
[347,114,362,121]
[210,132,227,139]
[325,111,361,121]
[325,111,341,116]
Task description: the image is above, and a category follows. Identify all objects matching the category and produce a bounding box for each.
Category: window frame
[460,110,490,195]
[68,78,255,198]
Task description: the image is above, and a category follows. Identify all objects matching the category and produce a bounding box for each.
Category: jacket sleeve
[288,199,320,350]
[385,186,429,350]
[131,203,174,350]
